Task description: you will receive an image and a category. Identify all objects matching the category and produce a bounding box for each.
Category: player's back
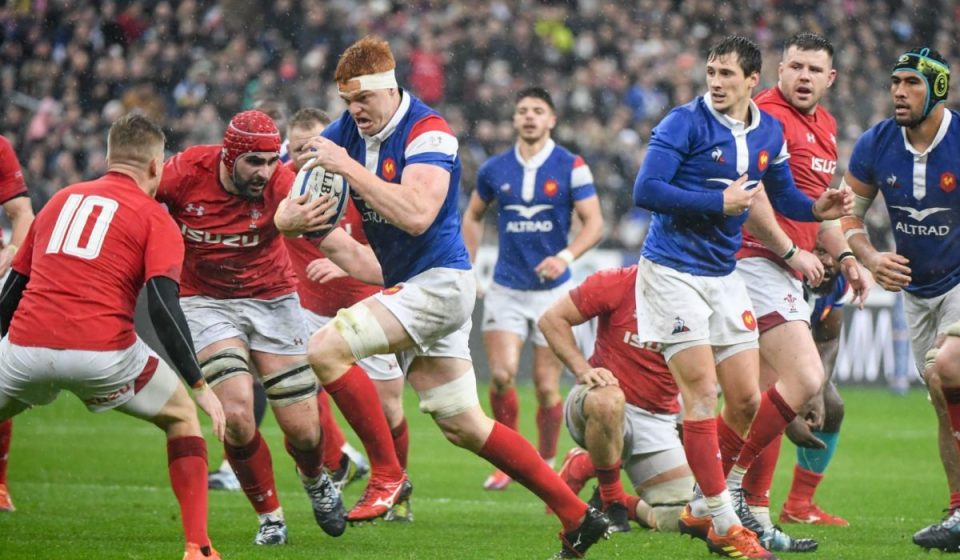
[9,172,183,351]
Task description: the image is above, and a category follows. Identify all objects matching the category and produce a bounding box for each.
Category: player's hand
[306,257,348,283]
[787,249,824,287]
[722,175,763,216]
[841,257,872,309]
[575,367,619,389]
[193,384,226,442]
[275,194,337,237]
[534,256,569,283]
[298,136,353,175]
[865,251,911,292]
[0,245,15,277]
[812,187,853,221]
[784,415,827,449]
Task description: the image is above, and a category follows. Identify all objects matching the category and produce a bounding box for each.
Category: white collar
[901,108,952,157]
[703,92,761,134]
[514,138,556,169]
[361,90,411,144]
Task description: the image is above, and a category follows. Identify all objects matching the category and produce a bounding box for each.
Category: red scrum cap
[221,110,281,176]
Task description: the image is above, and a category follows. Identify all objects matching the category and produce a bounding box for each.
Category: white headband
[338,69,398,93]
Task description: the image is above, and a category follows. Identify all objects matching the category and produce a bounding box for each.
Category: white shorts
[737,257,810,332]
[904,283,960,373]
[181,293,309,355]
[303,309,403,381]
[564,384,683,458]
[635,258,759,360]
[0,337,179,416]
[482,281,573,346]
[374,267,476,374]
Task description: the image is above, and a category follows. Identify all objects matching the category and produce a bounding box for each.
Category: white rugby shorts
[736,257,810,333]
[181,293,309,356]
[303,308,403,381]
[904,282,960,374]
[481,281,573,346]
[374,267,475,374]
[0,336,179,416]
[634,257,759,360]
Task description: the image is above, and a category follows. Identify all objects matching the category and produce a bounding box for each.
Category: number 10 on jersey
[46,193,119,259]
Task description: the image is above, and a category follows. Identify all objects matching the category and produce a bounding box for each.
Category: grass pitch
[0,385,949,559]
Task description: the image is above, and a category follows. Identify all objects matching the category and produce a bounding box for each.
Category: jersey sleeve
[570,155,597,201]
[475,160,496,203]
[143,207,185,283]
[569,269,623,319]
[847,128,878,185]
[0,137,27,204]
[404,115,458,172]
[10,220,35,276]
[762,130,817,222]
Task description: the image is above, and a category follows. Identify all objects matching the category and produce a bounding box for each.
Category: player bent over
[539,265,694,533]
[158,111,378,544]
[0,114,225,560]
[277,36,610,558]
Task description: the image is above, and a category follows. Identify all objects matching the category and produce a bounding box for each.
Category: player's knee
[795,365,825,402]
[822,384,845,429]
[583,386,625,424]
[313,305,389,376]
[725,390,760,425]
[488,364,516,391]
[935,340,960,384]
[222,398,255,433]
[262,361,317,408]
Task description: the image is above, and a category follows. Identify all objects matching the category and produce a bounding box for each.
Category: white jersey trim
[405,130,459,159]
[571,163,594,188]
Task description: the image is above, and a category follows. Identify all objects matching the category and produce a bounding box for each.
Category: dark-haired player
[632,35,850,558]
[462,86,604,490]
[839,47,960,552]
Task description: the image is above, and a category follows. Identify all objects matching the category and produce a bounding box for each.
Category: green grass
[0,385,950,559]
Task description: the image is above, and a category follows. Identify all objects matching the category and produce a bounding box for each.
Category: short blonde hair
[334,36,396,84]
[107,113,165,166]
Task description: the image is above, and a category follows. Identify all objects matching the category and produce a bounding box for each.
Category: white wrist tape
[556,249,575,265]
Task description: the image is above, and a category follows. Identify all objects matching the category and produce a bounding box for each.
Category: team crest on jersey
[887,174,899,188]
[543,179,559,197]
[382,157,397,181]
[711,147,725,163]
[758,150,769,172]
[742,310,757,330]
[250,208,262,220]
[806,133,816,143]
[671,316,690,335]
[499,183,511,193]
[941,172,957,193]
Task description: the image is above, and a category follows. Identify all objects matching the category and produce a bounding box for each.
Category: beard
[233,174,267,200]
[895,111,925,128]
[807,273,838,297]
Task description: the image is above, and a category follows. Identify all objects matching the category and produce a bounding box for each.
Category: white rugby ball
[291,160,350,239]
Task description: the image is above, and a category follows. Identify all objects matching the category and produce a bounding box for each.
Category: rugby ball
[291,160,350,239]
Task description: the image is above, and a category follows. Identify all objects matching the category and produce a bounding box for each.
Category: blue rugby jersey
[634,94,816,276]
[476,139,597,290]
[848,109,960,298]
[323,91,471,286]
[810,275,849,329]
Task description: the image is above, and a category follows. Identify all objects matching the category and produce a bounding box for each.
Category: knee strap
[262,361,318,407]
[200,346,250,387]
[417,369,480,419]
[332,304,391,360]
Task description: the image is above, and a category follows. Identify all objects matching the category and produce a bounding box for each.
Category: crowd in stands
[2,0,953,250]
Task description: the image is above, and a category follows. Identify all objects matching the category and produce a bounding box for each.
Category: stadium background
[2,0,947,389]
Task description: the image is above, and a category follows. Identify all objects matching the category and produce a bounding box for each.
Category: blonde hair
[335,36,396,84]
[107,113,165,167]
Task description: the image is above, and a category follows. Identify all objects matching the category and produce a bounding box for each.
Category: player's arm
[462,191,490,262]
[318,228,383,285]
[763,152,851,222]
[538,294,617,388]
[840,171,911,291]
[0,196,34,276]
[819,222,870,307]
[146,275,225,441]
[0,270,28,337]
[535,195,604,281]
[744,189,824,285]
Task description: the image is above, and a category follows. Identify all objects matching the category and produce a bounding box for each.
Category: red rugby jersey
[10,172,183,350]
[570,266,679,415]
[157,145,297,299]
[740,87,838,275]
[0,136,29,251]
